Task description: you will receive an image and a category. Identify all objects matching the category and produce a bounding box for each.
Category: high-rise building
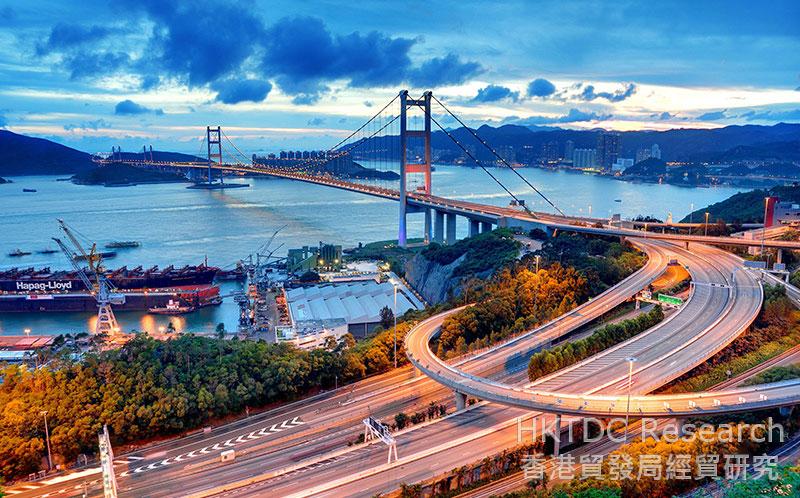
[564,140,575,161]
[573,148,596,169]
[541,141,558,162]
[651,143,662,160]
[596,132,621,170]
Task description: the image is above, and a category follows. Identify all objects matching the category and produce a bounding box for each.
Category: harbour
[0,168,745,336]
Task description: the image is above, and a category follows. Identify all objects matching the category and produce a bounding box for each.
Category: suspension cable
[423,107,532,215]
[430,94,564,216]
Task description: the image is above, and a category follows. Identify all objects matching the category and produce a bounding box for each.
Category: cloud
[471,85,519,103]
[696,109,728,120]
[307,117,326,126]
[36,23,112,55]
[527,78,556,98]
[407,53,483,87]
[63,51,130,80]
[292,94,320,105]
[739,108,800,121]
[657,111,674,120]
[212,78,272,104]
[140,1,265,87]
[114,100,163,116]
[511,108,611,126]
[363,100,374,107]
[63,119,111,131]
[578,83,637,102]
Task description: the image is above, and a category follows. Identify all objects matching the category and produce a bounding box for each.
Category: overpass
[406,239,800,418]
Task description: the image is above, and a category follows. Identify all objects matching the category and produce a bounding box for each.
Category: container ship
[0,264,221,312]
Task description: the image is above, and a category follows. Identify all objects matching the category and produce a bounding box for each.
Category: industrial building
[286,242,343,273]
[283,278,420,340]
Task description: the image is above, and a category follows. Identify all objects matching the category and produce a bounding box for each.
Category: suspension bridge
[94,90,800,252]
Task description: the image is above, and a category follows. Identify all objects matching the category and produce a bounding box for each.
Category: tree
[215,322,226,339]
[379,305,394,329]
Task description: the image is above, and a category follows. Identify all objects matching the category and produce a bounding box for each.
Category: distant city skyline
[0,0,798,153]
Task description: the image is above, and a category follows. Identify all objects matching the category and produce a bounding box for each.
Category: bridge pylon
[206,126,222,185]
[398,90,433,248]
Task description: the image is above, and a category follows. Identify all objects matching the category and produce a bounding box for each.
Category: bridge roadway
[11,235,669,497]
[406,243,800,418]
[118,160,800,250]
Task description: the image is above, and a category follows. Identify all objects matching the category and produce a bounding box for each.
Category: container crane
[53,219,125,336]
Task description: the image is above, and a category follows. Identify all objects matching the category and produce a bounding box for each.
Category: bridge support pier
[469,219,480,238]
[424,209,432,244]
[685,241,689,250]
[777,248,783,265]
[481,221,493,233]
[454,391,467,411]
[446,213,457,245]
[434,210,445,244]
[552,414,562,456]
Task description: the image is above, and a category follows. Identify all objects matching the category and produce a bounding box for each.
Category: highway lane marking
[119,416,305,477]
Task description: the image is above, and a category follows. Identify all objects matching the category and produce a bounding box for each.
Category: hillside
[0,130,95,176]
[72,164,188,186]
[680,184,800,223]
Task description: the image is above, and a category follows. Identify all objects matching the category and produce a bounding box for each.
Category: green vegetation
[71,164,187,186]
[659,284,800,393]
[743,363,800,386]
[421,228,520,277]
[344,238,423,276]
[0,322,415,482]
[527,305,664,381]
[717,465,800,496]
[681,184,800,223]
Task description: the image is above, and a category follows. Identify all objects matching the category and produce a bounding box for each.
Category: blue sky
[0,0,798,153]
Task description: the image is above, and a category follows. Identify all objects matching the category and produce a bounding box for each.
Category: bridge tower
[206,126,222,185]
[398,90,432,248]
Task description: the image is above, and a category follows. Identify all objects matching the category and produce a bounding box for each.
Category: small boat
[149,300,194,315]
[8,249,31,257]
[73,251,117,261]
[22,188,37,193]
[105,241,141,249]
[37,248,59,254]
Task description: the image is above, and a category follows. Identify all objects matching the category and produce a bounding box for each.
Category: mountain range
[0,123,798,177]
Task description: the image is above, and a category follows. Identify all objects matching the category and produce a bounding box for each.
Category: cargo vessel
[0,264,221,312]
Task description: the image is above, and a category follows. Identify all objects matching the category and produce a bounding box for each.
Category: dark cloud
[407,53,482,87]
[307,117,325,126]
[696,109,728,120]
[527,78,556,98]
[140,0,264,87]
[212,79,272,104]
[795,86,800,91]
[63,51,130,80]
[140,75,160,91]
[63,119,111,131]
[292,93,320,105]
[471,85,519,103]
[363,100,373,107]
[0,6,15,24]
[114,99,163,116]
[36,23,112,55]
[657,111,674,120]
[578,83,637,102]
[739,108,800,121]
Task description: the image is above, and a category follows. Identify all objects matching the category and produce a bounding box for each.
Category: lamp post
[624,357,637,442]
[41,410,53,471]
[704,212,709,237]
[24,328,31,337]
[393,282,398,369]
[535,255,541,273]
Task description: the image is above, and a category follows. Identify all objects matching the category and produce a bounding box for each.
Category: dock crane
[52,219,125,336]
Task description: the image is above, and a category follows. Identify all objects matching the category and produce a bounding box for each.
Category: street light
[535,255,541,273]
[41,410,53,471]
[704,212,710,237]
[624,357,638,443]
[24,328,31,337]
[393,282,398,369]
